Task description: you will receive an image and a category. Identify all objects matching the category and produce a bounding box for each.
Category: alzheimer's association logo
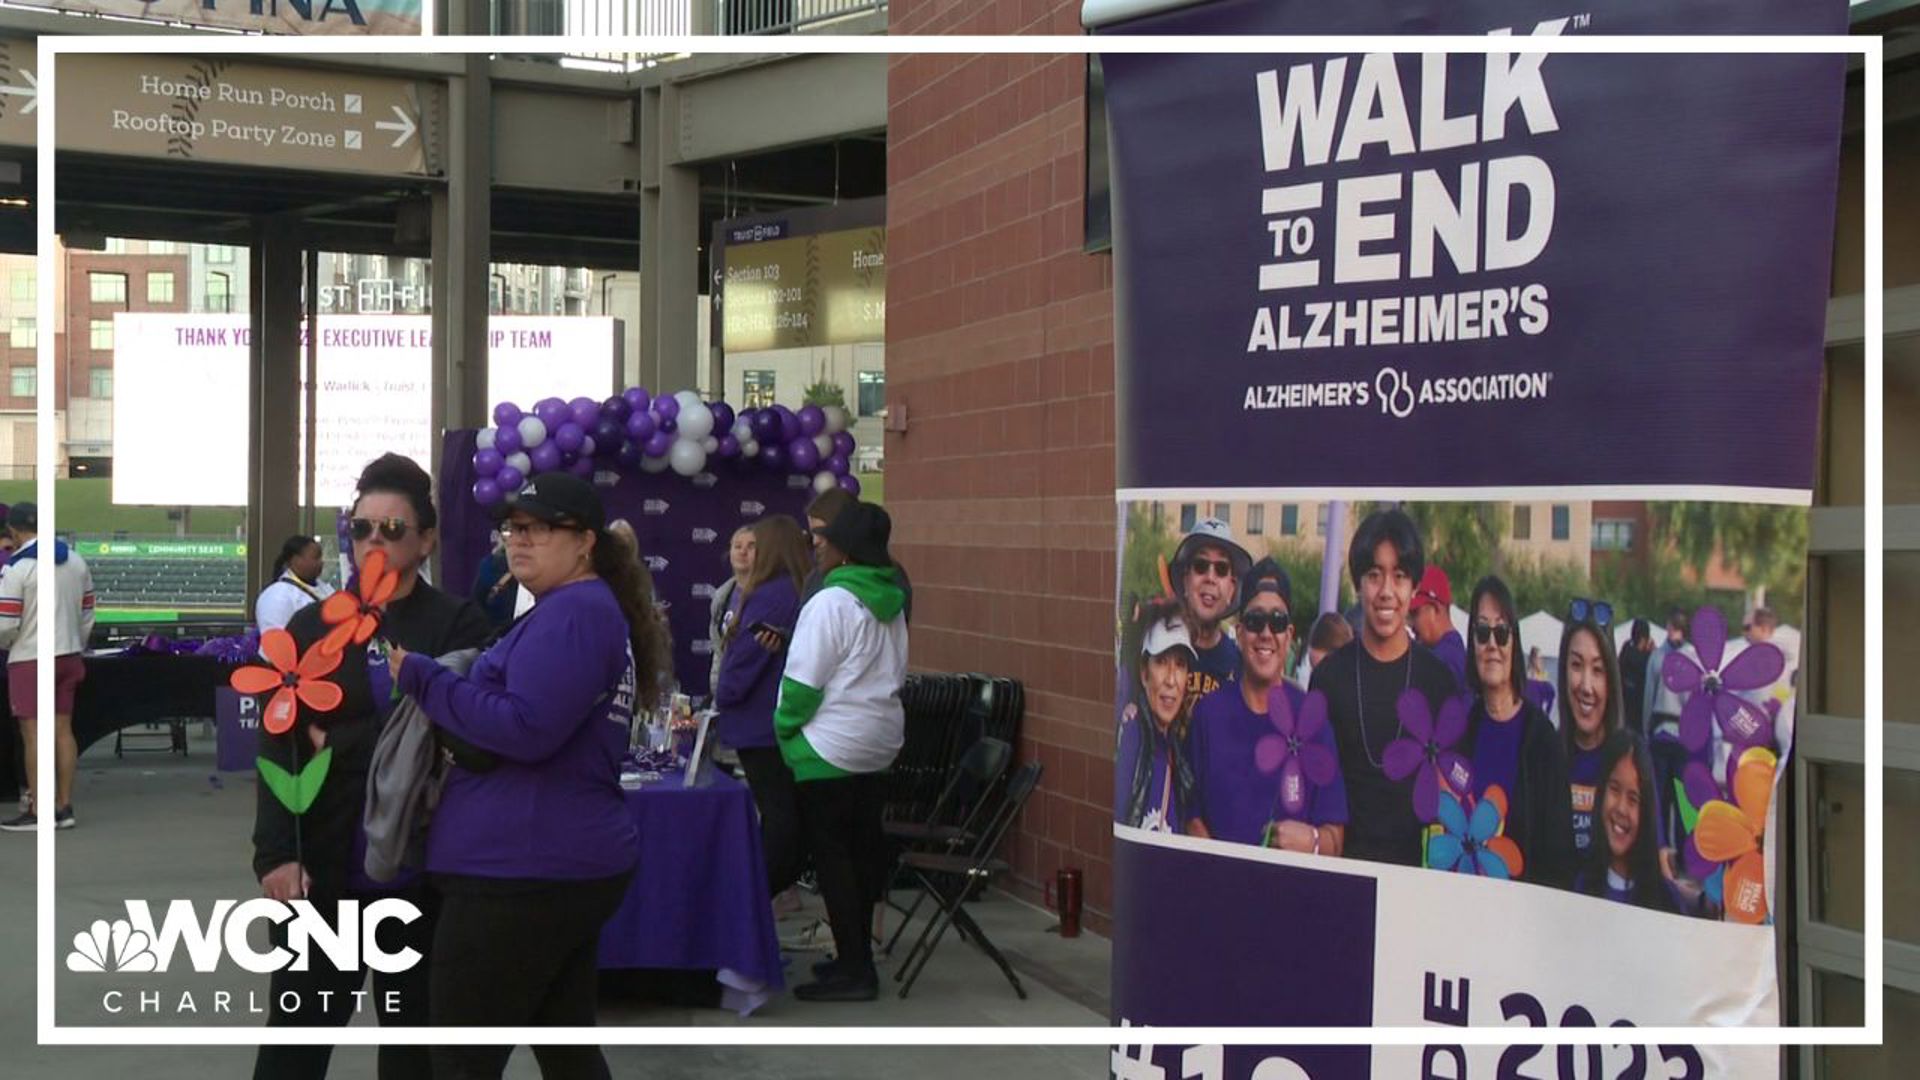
[67,918,158,973]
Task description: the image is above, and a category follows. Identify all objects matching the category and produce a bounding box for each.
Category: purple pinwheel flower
[1253,687,1338,818]
[1662,605,1785,753]
[1382,690,1472,823]
[1428,791,1522,880]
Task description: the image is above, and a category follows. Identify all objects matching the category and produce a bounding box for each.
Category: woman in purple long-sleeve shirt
[387,472,670,1080]
[711,514,812,895]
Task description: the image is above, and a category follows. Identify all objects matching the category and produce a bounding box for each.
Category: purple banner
[439,430,813,698]
[1101,0,1845,493]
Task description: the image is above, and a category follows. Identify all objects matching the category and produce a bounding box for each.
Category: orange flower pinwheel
[1692,746,1778,925]
[318,548,399,656]
[229,628,344,736]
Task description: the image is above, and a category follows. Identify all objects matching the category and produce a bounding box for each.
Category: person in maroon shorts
[0,502,95,831]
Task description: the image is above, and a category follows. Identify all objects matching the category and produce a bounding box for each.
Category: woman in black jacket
[1458,575,1575,889]
[248,453,492,1080]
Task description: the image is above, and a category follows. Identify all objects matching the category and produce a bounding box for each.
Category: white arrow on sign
[0,70,38,115]
[373,104,415,149]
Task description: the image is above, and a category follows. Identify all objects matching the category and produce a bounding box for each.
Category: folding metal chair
[892,760,1044,1000]
[881,736,1013,942]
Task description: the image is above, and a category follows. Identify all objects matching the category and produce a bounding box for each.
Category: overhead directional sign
[0,40,36,150]
[51,55,443,177]
[16,0,422,36]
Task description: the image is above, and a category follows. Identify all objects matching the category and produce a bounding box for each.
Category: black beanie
[818,502,893,568]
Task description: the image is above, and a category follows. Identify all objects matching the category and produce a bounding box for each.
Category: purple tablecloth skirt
[596,772,785,1013]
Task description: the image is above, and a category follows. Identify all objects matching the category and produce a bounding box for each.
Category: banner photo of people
[1094,0,1846,1076]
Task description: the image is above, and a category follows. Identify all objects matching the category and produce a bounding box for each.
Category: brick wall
[887,1,1121,929]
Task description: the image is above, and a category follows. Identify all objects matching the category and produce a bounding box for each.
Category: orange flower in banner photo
[319,547,399,655]
[1691,746,1778,925]
[229,629,344,736]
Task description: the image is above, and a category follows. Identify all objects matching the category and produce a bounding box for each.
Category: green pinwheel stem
[258,747,333,815]
[1674,778,1700,834]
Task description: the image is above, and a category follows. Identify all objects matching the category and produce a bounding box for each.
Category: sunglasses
[1239,609,1291,637]
[1187,558,1234,580]
[1569,597,1614,628]
[349,517,417,543]
[1471,621,1513,648]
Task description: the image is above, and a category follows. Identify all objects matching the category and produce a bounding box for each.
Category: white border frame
[33,32,1881,1049]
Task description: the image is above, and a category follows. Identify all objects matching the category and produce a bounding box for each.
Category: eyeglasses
[497,519,577,542]
[1187,558,1234,580]
[1239,609,1291,637]
[1569,597,1614,628]
[1471,621,1513,648]
[349,517,416,543]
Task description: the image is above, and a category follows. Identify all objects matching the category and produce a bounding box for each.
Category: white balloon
[475,428,497,450]
[812,471,838,494]
[669,439,708,477]
[640,452,671,474]
[822,405,849,435]
[742,439,760,458]
[731,419,753,443]
[674,390,703,413]
[702,436,720,453]
[517,416,548,449]
[677,401,715,441]
[814,434,833,457]
[505,452,532,476]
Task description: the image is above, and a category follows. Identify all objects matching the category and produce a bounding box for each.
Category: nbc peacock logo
[66,918,159,974]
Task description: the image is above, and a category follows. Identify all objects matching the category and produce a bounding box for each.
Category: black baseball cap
[7,501,36,532]
[500,472,605,532]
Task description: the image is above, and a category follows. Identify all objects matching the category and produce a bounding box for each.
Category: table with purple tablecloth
[596,770,785,1014]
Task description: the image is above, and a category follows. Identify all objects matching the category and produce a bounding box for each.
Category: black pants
[252,883,437,1080]
[736,745,806,896]
[1650,728,1690,853]
[795,772,888,976]
[427,870,633,1080]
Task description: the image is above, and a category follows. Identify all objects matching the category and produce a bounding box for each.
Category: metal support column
[638,82,699,395]
[245,218,304,610]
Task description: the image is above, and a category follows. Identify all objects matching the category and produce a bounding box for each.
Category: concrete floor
[0,725,1111,1078]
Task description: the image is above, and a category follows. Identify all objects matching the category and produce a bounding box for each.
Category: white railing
[492,0,888,71]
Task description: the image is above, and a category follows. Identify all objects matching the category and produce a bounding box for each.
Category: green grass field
[856,471,884,506]
[0,479,249,537]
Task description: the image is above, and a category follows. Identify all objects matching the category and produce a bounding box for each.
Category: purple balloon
[568,456,596,479]
[709,402,735,434]
[750,409,781,442]
[626,411,656,440]
[832,431,857,458]
[643,430,675,457]
[496,465,525,492]
[554,422,586,454]
[534,397,570,428]
[615,442,644,469]
[492,401,523,428]
[716,434,741,459]
[760,443,788,471]
[593,417,624,447]
[798,404,827,437]
[788,437,820,472]
[580,435,598,458]
[494,425,523,455]
[837,474,862,496]
[473,478,503,506]
[652,394,680,421]
[775,405,801,443]
[601,396,632,425]
[825,453,850,478]
[623,387,652,414]
[473,448,504,477]
[658,418,677,436]
[530,441,564,473]
[568,397,600,428]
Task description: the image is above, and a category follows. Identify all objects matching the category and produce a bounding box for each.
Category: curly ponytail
[593,527,672,712]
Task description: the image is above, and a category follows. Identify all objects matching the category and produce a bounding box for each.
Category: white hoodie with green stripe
[774,564,908,781]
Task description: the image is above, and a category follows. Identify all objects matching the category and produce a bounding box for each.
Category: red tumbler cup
[1046,868,1084,938]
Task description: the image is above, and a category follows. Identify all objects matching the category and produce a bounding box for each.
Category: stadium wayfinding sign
[43,55,443,177]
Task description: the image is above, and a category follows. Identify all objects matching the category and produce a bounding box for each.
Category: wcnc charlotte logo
[67,899,422,975]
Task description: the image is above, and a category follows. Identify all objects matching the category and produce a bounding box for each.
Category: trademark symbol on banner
[1571,12,1592,29]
